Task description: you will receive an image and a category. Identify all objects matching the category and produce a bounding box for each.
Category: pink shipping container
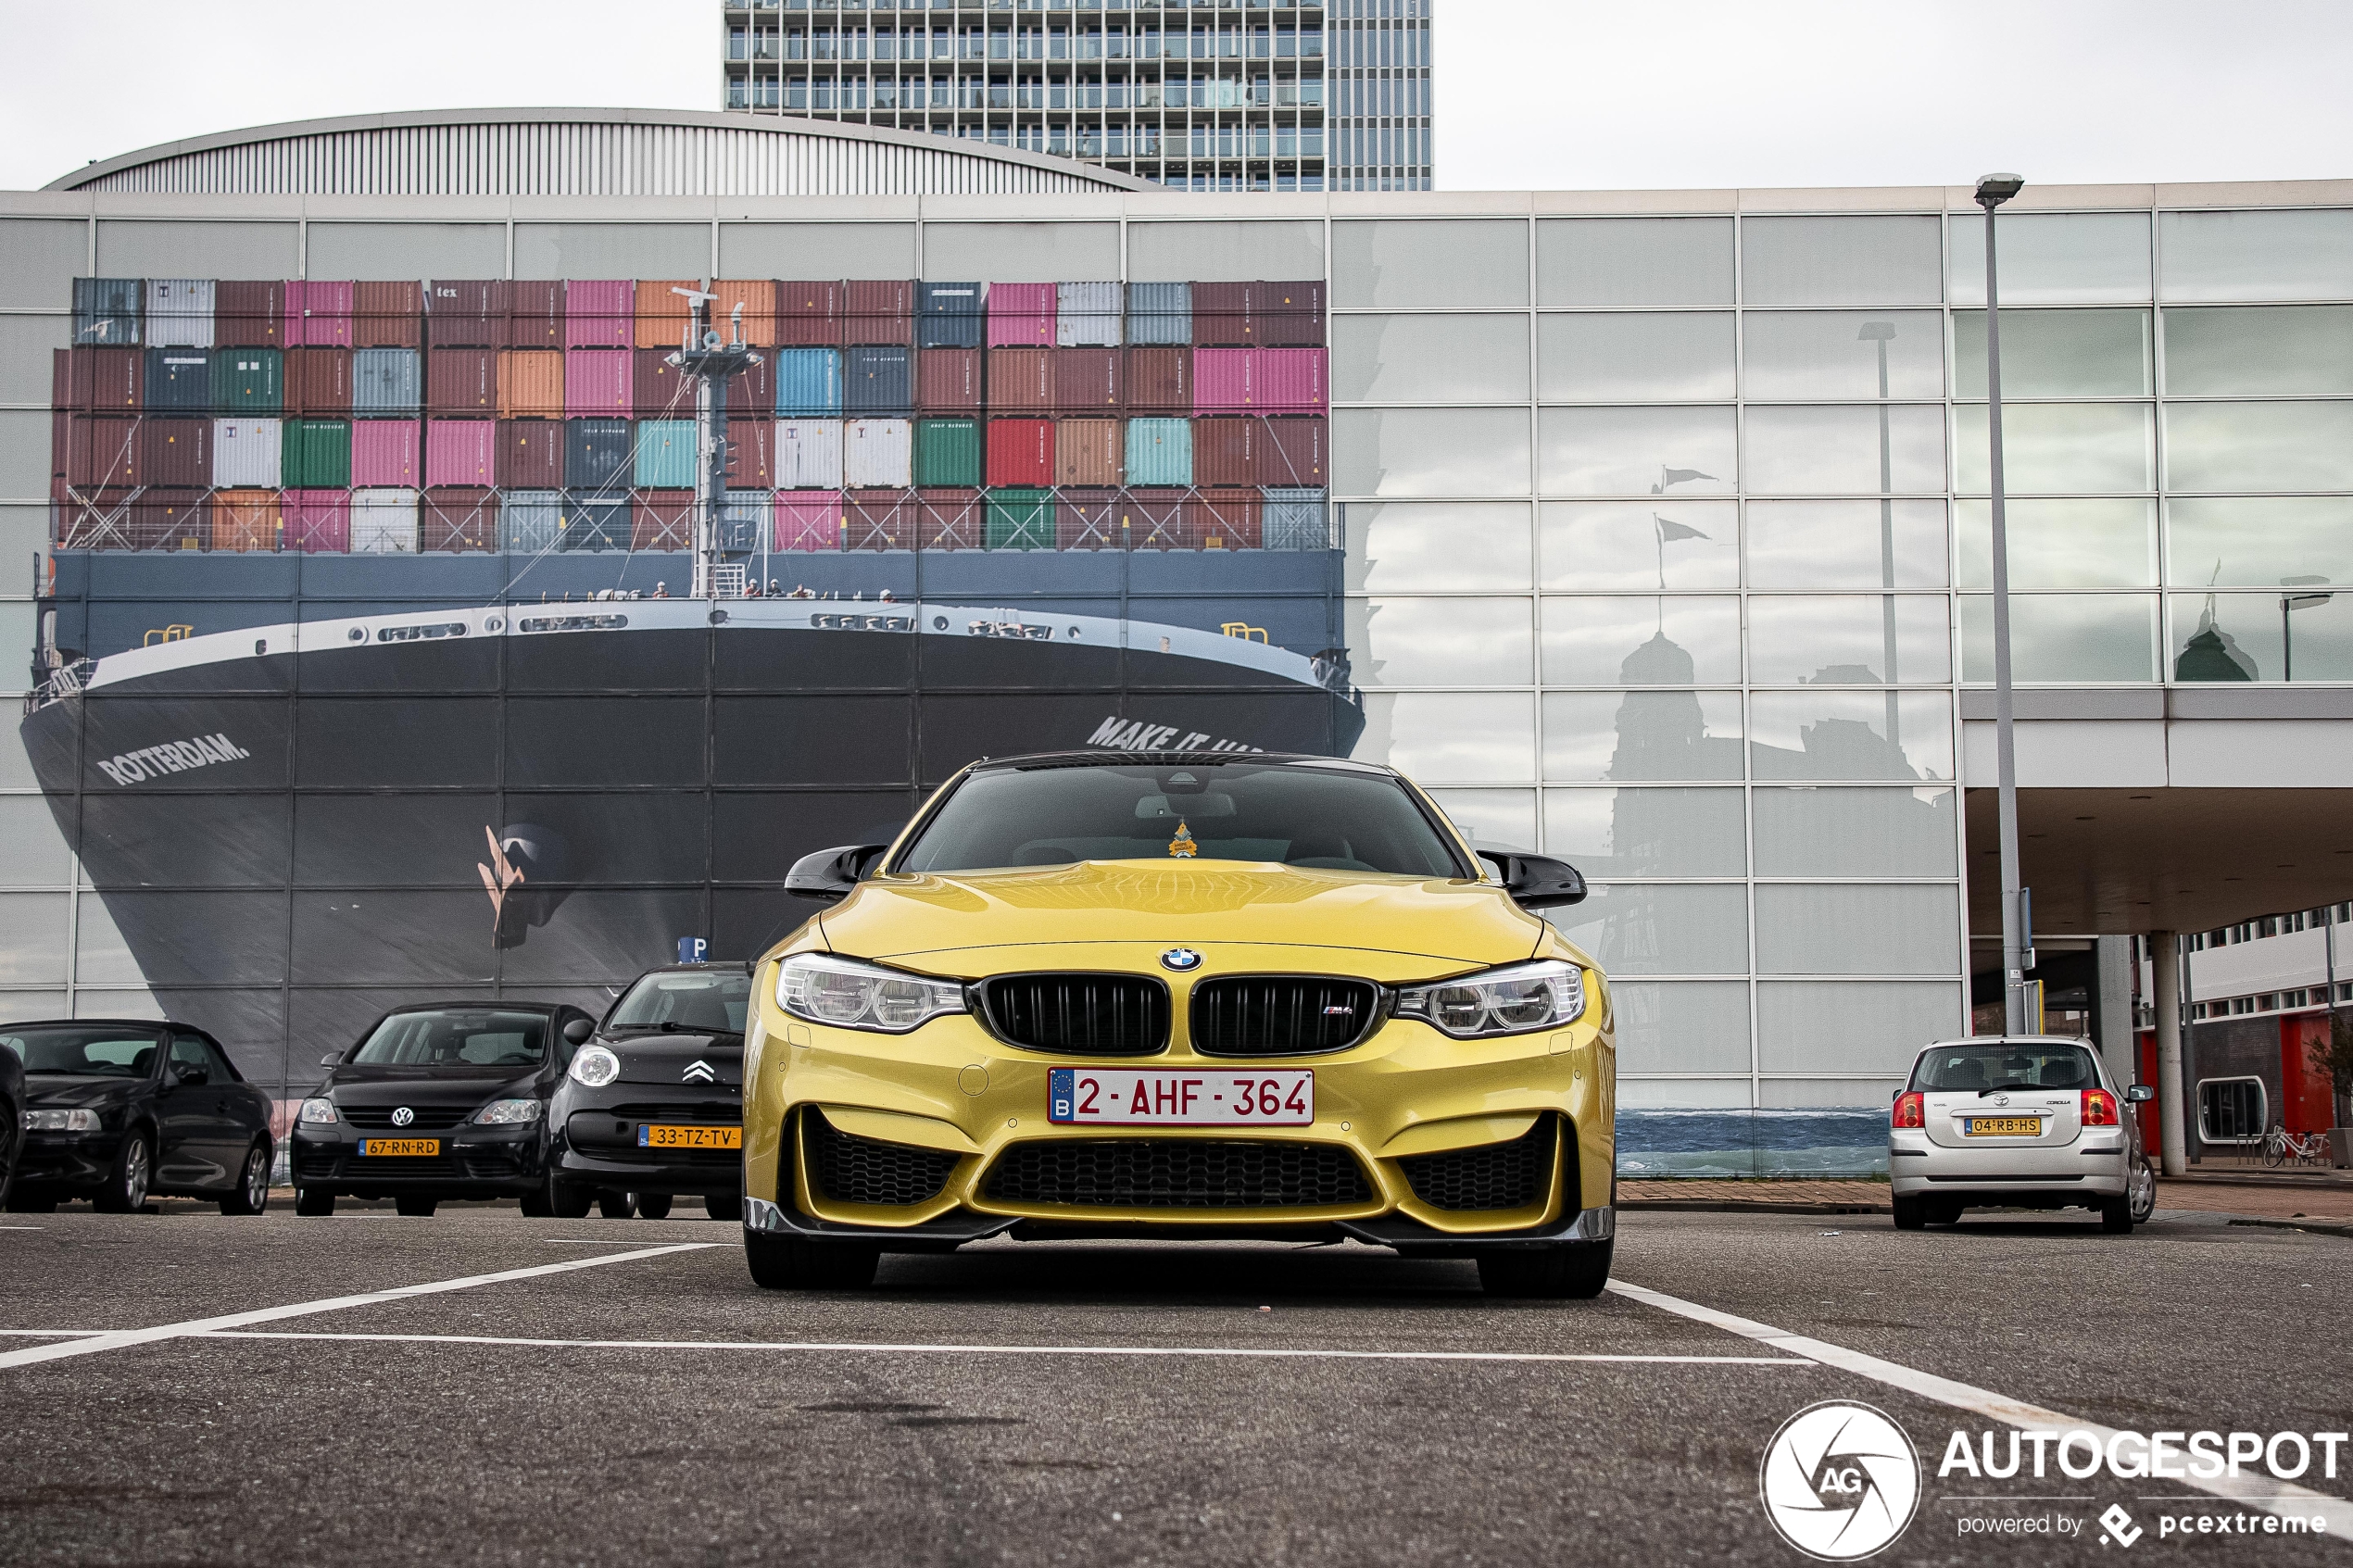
[285,489,350,553]
[564,349,634,417]
[284,281,355,347]
[986,283,1056,348]
[425,420,497,487]
[1193,349,1255,414]
[1256,348,1328,412]
[774,491,845,552]
[563,282,635,349]
[352,420,421,486]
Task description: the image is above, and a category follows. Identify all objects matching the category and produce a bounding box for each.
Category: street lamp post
[1977,172,2031,1035]
[1859,320,1900,747]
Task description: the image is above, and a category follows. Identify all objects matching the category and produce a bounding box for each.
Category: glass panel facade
[1331,313,1530,404]
[1742,310,1943,400]
[1548,883,1750,976]
[1744,596,1952,686]
[1540,596,1742,685]
[1743,406,1946,495]
[1954,403,2154,494]
[1754,884,1962,975]
[1332,220,1529,308]
[1333,408,1531,496]
[1609,981,1753,1076]
[2158,209,2353,302]
[1745,500,1948,588]
[2162,402,2353,492]
[1740,216,1943,307]
[1948,211,2152,305]
[1952,308,2152,397]
[1542,787,1747,877]
[1957,498,2158,589]
[1541,501,1741,592]
[1542,692,1744,782]
[1959,595,2161,683]
[1539,406,1737,496]
[1752,788,1957,878]
[1347,502,1533,592]
[1536,218,1736,307]
[2167,592,2353,684]
[1748,691,1955,781]
[1344,597,1532,686]
[2164,497,2353,589]
[2161,306,2353,396]
[1538,312,1736,402]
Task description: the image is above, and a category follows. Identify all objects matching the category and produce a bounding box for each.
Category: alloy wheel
[245,1148,267,1209]
[121,1137,150,1210]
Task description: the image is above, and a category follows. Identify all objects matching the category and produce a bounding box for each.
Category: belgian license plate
[637,1123,741,1150]
[1049,1068,1313,1127]
[358,1137,439,1157]
[1964,1116,2042,1137]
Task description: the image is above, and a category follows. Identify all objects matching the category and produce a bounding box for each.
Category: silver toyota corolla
[1889,1035,2158,1232]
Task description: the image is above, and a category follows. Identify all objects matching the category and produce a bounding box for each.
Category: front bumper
[549,1087,743,1196]
[1889,1130,2131,1199]
[290,1123,545,1195]
[13,1130,125,1192]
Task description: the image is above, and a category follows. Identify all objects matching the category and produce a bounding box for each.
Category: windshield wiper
[1976,1081,2043,1097]
[659,1021,743,1036]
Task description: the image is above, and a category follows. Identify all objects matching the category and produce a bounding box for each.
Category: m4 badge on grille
[681,1060,717,1084]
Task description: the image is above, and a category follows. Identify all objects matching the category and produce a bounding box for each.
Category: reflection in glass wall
[1748,690,1955,781]
[1752,788,1957,878]
[2167,591,2353,683]
[1607,981,1752,1076]
[1542,786,1747,877]
[1346,501,1532,592]
[1541,501,1740,591]
[2161,306,2353,396]
[1743,405,1946,495]
[1344,597,1532,686]
[2158,209,2353,303]
[1741,216,1943,307]
[1538,312,1735,402]
[1424,788,1538,853]
[1539,406,1736,495]
[1742,310,1942,400]
[1332,220,1530,308]
[1952,308,2151,396]
[1756,982,1963,1075]
[1333,408,1531,496]
[1745,499,1947,589]
[1954,403,2153,493]
[1957,498,2157,588]
[1536,217,1735,307]
[2162,402,2353,493]
[1754,884,1962,975]
[1959,594,2159,683]
[1541,691,1743,781]
[1745,596,1952,685]
[1947,210,2152,305]
[1540,596,1741,685]
[1355,692,1535,783]
[1547,883,1750,976]
[1331,313,1531,404]
[2164,497,2353,590]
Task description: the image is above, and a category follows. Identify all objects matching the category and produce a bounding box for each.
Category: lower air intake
[983,1139,1372,1209]
[1398,1118,1556,1210]
[805,1109,961,1206]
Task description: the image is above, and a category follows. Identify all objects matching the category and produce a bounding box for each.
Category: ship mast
[666,284,762,600]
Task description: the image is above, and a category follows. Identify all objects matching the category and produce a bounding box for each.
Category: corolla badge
[1161,948,1203,972]
[682,1060,717,1085]
[390,1106,414,1127]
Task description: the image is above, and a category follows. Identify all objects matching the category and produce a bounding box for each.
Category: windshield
[894,761,1466,878]
[1,1025,162,1076]
[348,1010,548,1068]
[607,972,751,1034]
[1910,1041,2099,1093]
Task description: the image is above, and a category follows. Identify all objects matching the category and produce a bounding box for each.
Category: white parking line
[1608,1278,2353,1536]
[0,1243,722,1372]
[195,1330,1810,1367]
[0,1329,107,1338]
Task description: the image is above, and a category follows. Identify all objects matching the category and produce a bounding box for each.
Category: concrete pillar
[2095,935,2135,1087]
[2152,930,2188,1176]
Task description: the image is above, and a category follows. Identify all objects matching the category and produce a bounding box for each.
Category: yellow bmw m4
[740,750,1616,1298]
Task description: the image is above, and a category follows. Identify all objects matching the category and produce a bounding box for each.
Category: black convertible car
[3,1020,274,1214]
[550,964,749,1221]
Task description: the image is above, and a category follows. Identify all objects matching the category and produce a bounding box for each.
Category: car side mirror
[173,1062,209,1086]
[785,843,890,903]
[1477,850,1587,909]
[562,1018,594,1046]
[2126,1084,2156,1104]
[319,1053,343,1068]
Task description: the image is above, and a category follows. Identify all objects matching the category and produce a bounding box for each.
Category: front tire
[219,1142,271,1215]
[549,1180,594,1220]
[704,1192,743,1223]
[744,1232,879,1290]
[1891,1194,1926,1230]
[1478,1240,1612,1299]
[295,1185,334,1216]
[394,1195,438,1217]
[635,1192,673,1220]
[598,1191,636,1220]
[94,1132,152,1213]
[2100,1195,2136,1234]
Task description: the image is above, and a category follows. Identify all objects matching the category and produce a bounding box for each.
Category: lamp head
[1856,321,1896,342]
[1975,172,2025,208]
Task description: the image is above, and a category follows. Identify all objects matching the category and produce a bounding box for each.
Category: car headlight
[296,1098,338,1124]
[777,952,966,1034]
[22,1108,101,1133]
[568,1046,621,1087]
[1394,959,1587,1038]
[472,1098,544,1125]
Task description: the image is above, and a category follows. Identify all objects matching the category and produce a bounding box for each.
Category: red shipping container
[1056,488,1121,551]
[287,347,354,415]
[1260,416,1328,486]
[985,419,1053,487]
[564,349,634,418]
[141,418,211,488]
[844,488,917,551]
[425,420,497,487]
[496,350,564,419]
[1124,346,1192,411]
[427,281,504,347]
[917,487,983,551]
[986,348,1052,411]
[65,417,142,487]
[506,280,564,350]
[353,281,422,348]
[1054,419,1124,487]
[286,280,355,347]
[632,490,696,552]
[427,348,497,415]
[1254,281,1327,347]
[50,410,68,480]
[127,489,210,551]
[54,348,143,412]
[987,282,1055,348]
[422,488,497,552]
[775,280,844,346]
[1191,282,1252,347]
[1256,347,1327,412]
[497,420,562,488]
[1051,347,1122,413]
[711,280,775,346]
[774,490,845,552]
[634,348,691,419]
[1192,417,1261,486]
[917,348,981,411]
[563,282,634,350]
[842,280,913,347]
[1193,348,1254,413]
[1123,487,1191,550]
[635,280,699,351]
[1190,488,1265,551]
[726,419,774,488]
[352,420,421,486]
[285,488,351,553]
[214,281,287,349]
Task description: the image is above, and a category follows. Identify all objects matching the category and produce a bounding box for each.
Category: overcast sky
[0,0,2346,193]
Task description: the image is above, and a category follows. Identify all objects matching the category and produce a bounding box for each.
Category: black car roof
[631,962,752,976]
[0,1018,179,1032]
[969,749,1387,774]
[377,1000,577,1016]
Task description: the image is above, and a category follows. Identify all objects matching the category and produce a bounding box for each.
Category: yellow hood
[815,859,1552,972]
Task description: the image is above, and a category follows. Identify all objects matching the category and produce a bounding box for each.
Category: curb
[1621,1200,1888,1215]
[2160,1172,2353,1189]
[2226,1217,2353,1239]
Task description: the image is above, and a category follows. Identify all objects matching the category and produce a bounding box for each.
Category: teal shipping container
[985,488,1055,550]
[282,420,352,488]
[634,420,696,487]
[1125,418,1194,486]
[213,347,283,413]
[774,347,843,417]
[914,418,982,487]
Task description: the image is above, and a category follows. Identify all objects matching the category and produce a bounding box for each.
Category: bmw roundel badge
[1160,947,1203,972]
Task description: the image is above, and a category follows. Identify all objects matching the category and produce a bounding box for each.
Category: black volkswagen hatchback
[549,964,749,1221]
[293,1000,598,1217]
[3,1020,274,1214]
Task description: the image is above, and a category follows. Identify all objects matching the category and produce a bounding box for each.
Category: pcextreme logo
[1759,1400,1923,1561]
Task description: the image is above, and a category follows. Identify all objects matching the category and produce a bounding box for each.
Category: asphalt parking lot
[2,1202,2347,1566]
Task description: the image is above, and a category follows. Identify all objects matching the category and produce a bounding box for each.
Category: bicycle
[2260,1122,2333,1168]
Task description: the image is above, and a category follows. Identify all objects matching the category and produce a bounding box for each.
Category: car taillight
[2082,1088,2120,1126]
[1892,1091,1925,1129]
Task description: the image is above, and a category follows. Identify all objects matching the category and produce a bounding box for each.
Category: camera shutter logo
[1758,1400,1920,1561]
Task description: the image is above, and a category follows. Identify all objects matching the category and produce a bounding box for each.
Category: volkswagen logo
[390,1106,414,1127]
[1160,947,1203,972]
